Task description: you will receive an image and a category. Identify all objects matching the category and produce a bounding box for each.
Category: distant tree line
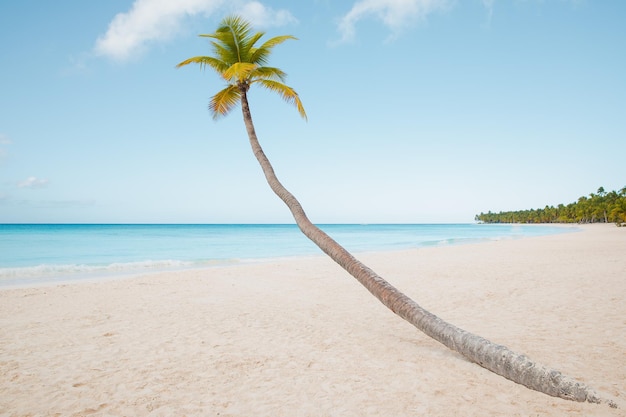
[475,186,626,226]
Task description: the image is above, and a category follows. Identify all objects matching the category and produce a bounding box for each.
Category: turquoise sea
[0,224,574,287]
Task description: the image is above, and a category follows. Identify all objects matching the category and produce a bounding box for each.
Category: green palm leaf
[252,66,288,83]
[209,85,241,119]
[223,62,258,83]
[177,15,306,120]
[256,79,307,120]
[175,56,227,74]
[251,35,297,65]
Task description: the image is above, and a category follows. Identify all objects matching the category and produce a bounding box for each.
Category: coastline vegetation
[476,186,626,225]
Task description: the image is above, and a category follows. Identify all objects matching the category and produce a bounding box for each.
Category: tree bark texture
[238,89,615,407]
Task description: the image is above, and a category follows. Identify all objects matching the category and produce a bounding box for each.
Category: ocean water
[0,223,574,287]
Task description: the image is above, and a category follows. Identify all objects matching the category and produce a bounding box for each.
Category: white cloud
[337,0,451,43]
[482,0,495,23]
[238,1,298,28]
[94,0,297,61]
[17,176,50,189]
[94,0,225,61]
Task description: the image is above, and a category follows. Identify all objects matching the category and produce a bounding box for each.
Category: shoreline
[0,224,623,416]
[0,223,580,290]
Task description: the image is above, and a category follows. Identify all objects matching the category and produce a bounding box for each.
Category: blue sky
[0,0,624,223]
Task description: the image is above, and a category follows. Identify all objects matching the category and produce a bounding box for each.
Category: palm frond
[215,15,253,63]
[251,66,288,83]
[209,85,241,119]
[251,35,297,65]
[179,15,306,122]
[175,56,228,74]
[200,16,264,65]
[243,32,265,61]
[256,79,307,120]
[209,40,238,65]
[257,35,297,51]
[223,62,258,83]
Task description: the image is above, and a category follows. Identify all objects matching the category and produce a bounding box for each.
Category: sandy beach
[1,224,624,416]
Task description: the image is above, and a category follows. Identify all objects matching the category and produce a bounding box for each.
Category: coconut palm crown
[176,15,306,120]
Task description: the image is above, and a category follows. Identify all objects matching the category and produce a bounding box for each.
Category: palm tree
[177,15,611,406]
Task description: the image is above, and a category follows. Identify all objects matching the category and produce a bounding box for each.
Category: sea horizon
[0,223,577,288]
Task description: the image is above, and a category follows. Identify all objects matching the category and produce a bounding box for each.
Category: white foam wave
[0,259,192,280]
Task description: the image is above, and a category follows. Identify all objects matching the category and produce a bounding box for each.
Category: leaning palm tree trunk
[239,89,615,407]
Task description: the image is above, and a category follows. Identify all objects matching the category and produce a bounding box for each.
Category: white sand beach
[0,224,624,416]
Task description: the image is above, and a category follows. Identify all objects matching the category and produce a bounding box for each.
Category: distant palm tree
[177,15,609,406]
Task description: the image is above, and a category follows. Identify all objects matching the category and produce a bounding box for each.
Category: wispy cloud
[94,0,297,61]
[238,1,298,28]
[17,176,50,189]
[482,0,495,25]
[336,0,451,43]
[94,0,224,61]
